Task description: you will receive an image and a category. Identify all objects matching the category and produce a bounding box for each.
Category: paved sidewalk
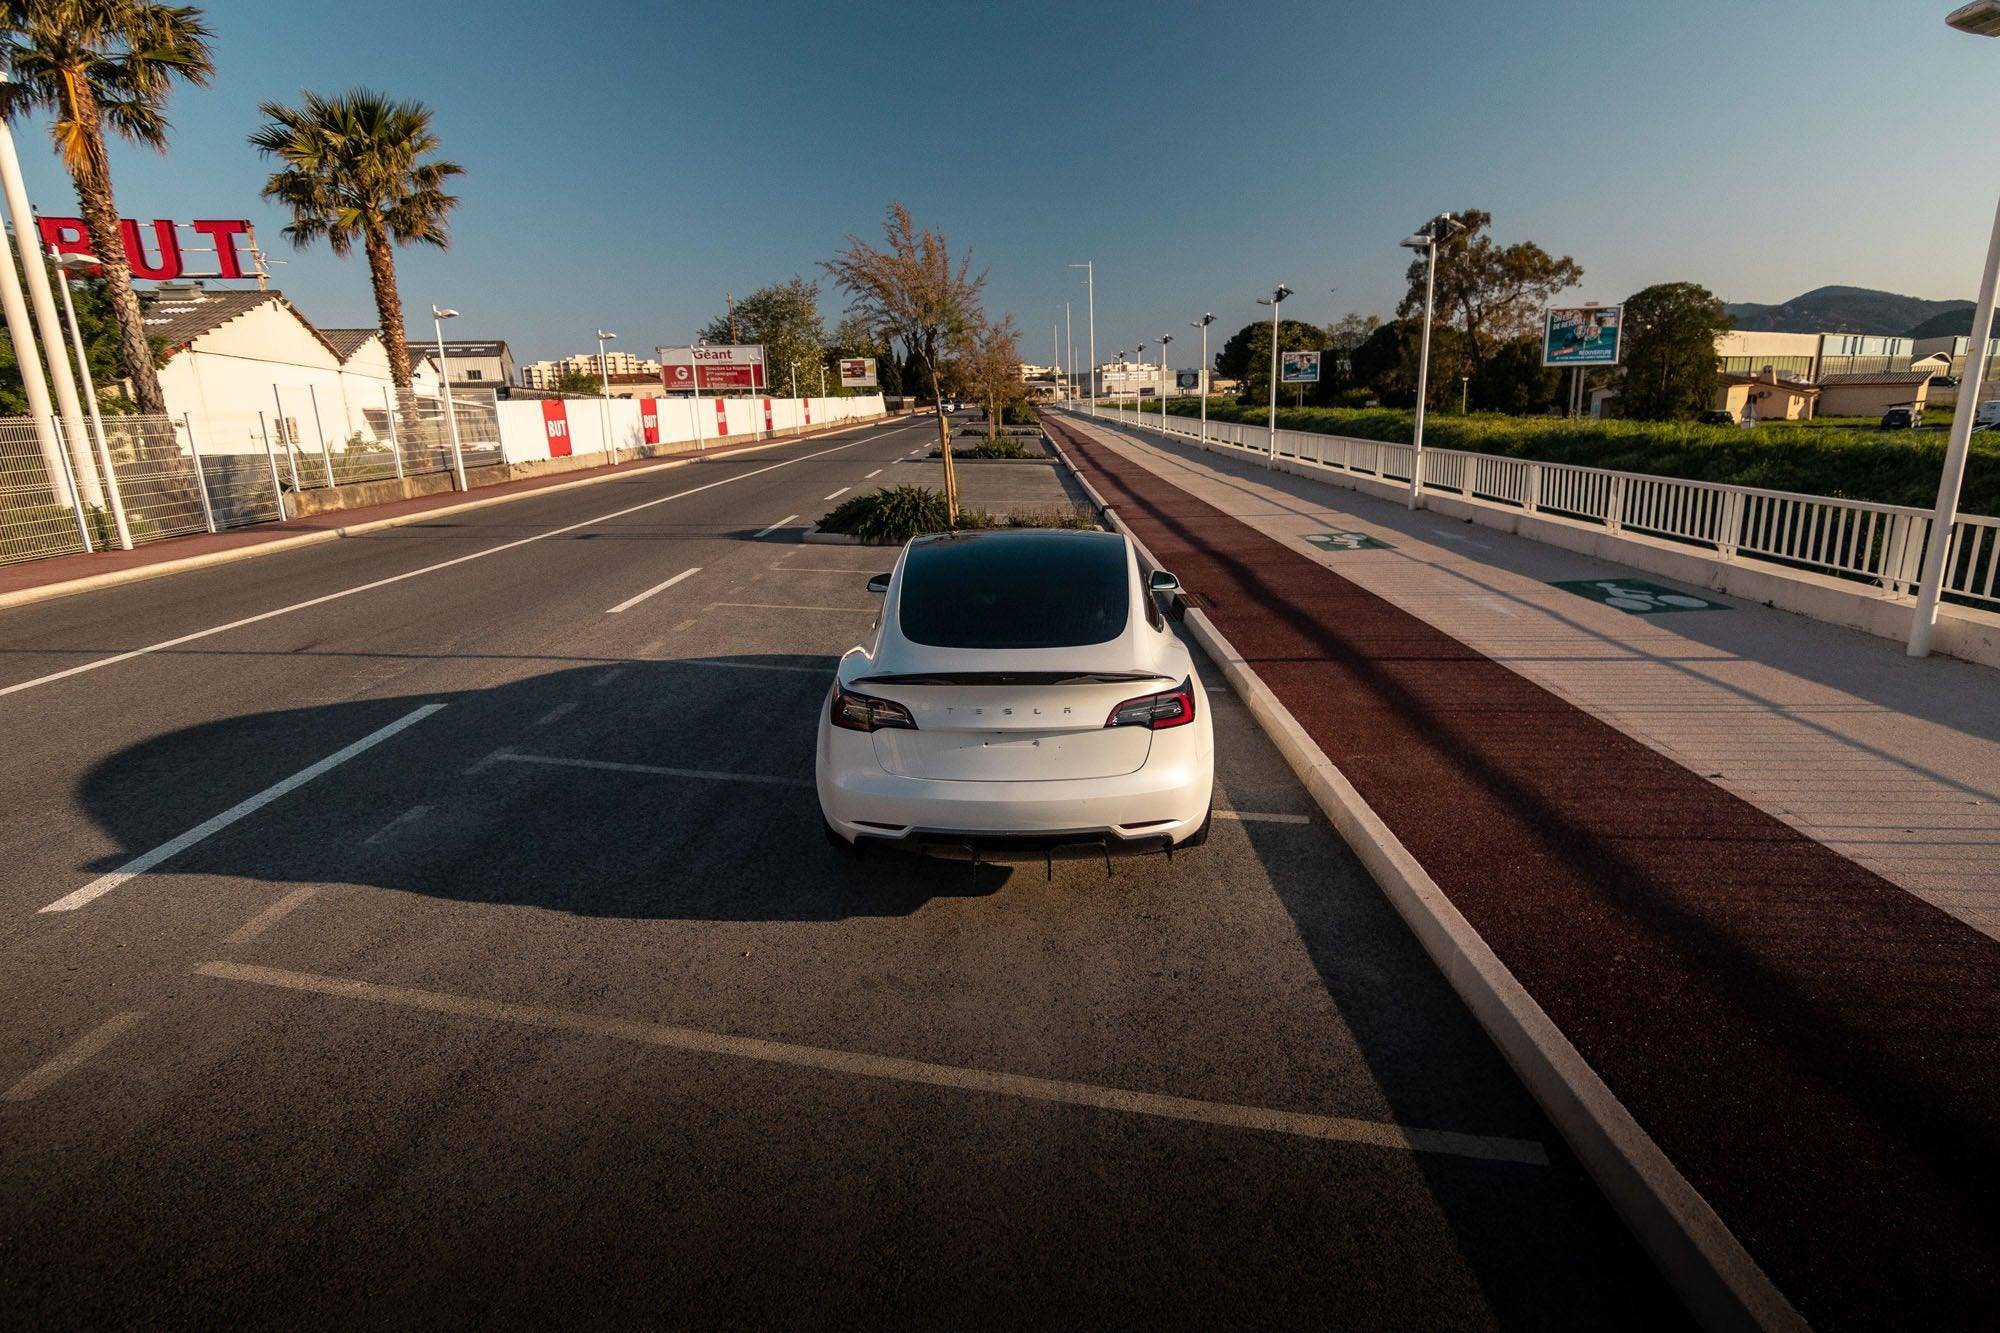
[0,418,895,606]
[1073,414,2000,940]
[1046,411,2000,1330]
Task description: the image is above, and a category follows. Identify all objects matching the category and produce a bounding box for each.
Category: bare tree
[822,202,985,522]
[959,314,1023,442]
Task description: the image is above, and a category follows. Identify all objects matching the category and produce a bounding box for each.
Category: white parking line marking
[195,961,1549,1166]
[680,658,829,675]
[225,887,322,945]
[710,602,873,613]
[823,488,849,501]
[606,566,701,614]
[491,752,812,788]
[594,666,627,687]
[3,1012,144,1102]
[753,515,798,538]
[40,704,446,913]
[1215,810,1311,825]
[0,432,888,701]
[362,803,434,846]
[533,699,580,727]
[864,469,882,479]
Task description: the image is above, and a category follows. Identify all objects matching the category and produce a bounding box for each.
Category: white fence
[0,390,887,567]
[1094,406,2000,613]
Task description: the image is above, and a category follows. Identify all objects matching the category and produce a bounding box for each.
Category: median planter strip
[1045,412,2000,1332]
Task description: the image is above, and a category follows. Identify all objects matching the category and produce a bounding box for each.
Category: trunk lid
[857,674,1167,781]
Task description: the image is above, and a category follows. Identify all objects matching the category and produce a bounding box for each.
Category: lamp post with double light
[1158,334,1173,432]
[51,250,130,548]
[1191,313,1216,449]
[1399,213,1464,509]
[1070,261,1096,413]
[432,305,467,490]
[1255,284,1292,466]
[1910,0,2000,656]
[596,329,618,461]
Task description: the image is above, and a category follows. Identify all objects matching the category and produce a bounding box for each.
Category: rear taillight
[830,685,918,732]
[1105,677,1195,730]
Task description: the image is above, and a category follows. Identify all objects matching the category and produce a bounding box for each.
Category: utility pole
[727,291,738,344]
[1070,262,1095,414]
[1400,212,1464,509]
[1256,284,1292,466]
[1191,313,1215,448]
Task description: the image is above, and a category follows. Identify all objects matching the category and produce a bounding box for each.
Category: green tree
[1397,209,1582,384]
[0,258,140,415]
[1,0,216,414]
[700,275,825,396]
[1620,282,1731,421]
[549,366,600,396]
[1213,317,1327,404]
[250,89,463,390]
[1471,335,1562,414]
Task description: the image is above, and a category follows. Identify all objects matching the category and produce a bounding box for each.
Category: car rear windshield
[898,532,1129,649]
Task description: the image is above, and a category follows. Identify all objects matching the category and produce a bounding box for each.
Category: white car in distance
[817,529,1214,862]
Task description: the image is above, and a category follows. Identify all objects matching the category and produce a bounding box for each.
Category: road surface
[0,415,1682,1329]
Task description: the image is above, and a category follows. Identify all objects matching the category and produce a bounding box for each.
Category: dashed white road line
[0,431,884,701]
[225,886,322,945]
[864,469,882,478]
[195,960,1549,1166]
[753,515,798,538]
[362,803,434,847]
[38,704,446,913]
[491,752,813,788]
[823,487,850,501]
[710,602,873,613]
[3,1012,144,1102]
[606,565,701,614]
[594,666,628,687]
[533,699,581,727]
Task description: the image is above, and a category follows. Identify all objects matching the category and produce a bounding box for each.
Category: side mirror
[1148,570,1181,595]
[866,573,892,596]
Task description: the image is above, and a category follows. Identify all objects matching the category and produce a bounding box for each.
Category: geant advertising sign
[659,345,767,391]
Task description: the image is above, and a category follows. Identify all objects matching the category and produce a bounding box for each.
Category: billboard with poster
[1542,306,1623,367]
[658,344,767,391]
[838,357,877,388]
[1280,350,1321,384]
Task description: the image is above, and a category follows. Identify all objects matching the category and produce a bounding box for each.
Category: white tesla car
[816,528,1214,859]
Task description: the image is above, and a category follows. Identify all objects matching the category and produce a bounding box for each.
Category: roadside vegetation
[1149,399,2000,513]
[818,484,1094,544]
[932,438,1044,460]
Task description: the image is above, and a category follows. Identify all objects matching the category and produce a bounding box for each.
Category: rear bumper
[818,733,1211,850]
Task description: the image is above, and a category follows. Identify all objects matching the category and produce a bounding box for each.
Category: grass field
[1147,399,2000,516]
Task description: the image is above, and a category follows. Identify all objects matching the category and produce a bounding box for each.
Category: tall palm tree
[1,0,216,415]
[249,89,461,390]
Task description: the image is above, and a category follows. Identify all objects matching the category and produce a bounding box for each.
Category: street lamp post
[1911,1,2000,655]
[1158,334,1173,432]
[432,305,467,491]
[1070,262,1095,414]
[596,329,618,462]
[1065,302,1074,406]
[51,250,130,549]
[1255,284,1292,466]
[1191,314,1216,449]
[1400,213,1464,510]
[1135,343,1146,413]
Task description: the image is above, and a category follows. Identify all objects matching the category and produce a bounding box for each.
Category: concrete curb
[1045,426,1804,1333]
[800,526,864,546]
[0,413,905,613]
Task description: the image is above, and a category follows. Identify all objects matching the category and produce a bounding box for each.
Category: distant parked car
[1697,409,1736,426]
[1879,406,1922,430]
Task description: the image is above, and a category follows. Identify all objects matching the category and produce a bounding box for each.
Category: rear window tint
[898,532,1129,649]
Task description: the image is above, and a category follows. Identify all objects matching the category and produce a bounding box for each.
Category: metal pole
[791,361,801,435]
[1200,320,1210,448]
[0,101,98,506]
[384,385,404,480]
[690,346,706,452]
[53,255,131,549]
[271,385,303,491]
[1909,191,2000,657]
[258,409,287,520]
[52,415,92,552]
[182,413,217,533]
[308,384,335,486]
[1410,237,1439,510]
[598,334,614,463]
[1065,302,1074,406]
[0,206,67,503]
[1267,298,1281,466]
[436,318,466,490]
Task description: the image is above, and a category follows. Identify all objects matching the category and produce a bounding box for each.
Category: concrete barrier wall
[495,394,884,464]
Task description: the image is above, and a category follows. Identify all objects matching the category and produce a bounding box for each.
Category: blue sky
[15,0,1998,368]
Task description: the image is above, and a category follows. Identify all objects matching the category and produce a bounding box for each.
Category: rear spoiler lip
[851,670,1173,687]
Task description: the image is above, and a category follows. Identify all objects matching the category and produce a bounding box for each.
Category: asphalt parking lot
[0,416,1685,1328]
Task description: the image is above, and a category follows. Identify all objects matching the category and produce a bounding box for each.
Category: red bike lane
[1047,415,2000,1329]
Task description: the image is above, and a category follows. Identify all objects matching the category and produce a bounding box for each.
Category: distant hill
[1906,306,1977,340]
[1723,286,1972,337]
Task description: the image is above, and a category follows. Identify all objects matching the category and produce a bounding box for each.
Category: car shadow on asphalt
[71,655,1079,922]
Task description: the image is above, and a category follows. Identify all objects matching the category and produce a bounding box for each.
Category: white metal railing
[1090,406,1997,611]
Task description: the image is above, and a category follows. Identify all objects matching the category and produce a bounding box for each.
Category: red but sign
[541,399,571,457]
[641,399,660,445]
[37,217,252,281]
[762,398,773,433]
[715,399,728,436]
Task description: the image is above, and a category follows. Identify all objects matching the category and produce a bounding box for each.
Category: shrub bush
[1150,399,2000,513]
[933,438,1043,460]
[817,485,1096,544]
